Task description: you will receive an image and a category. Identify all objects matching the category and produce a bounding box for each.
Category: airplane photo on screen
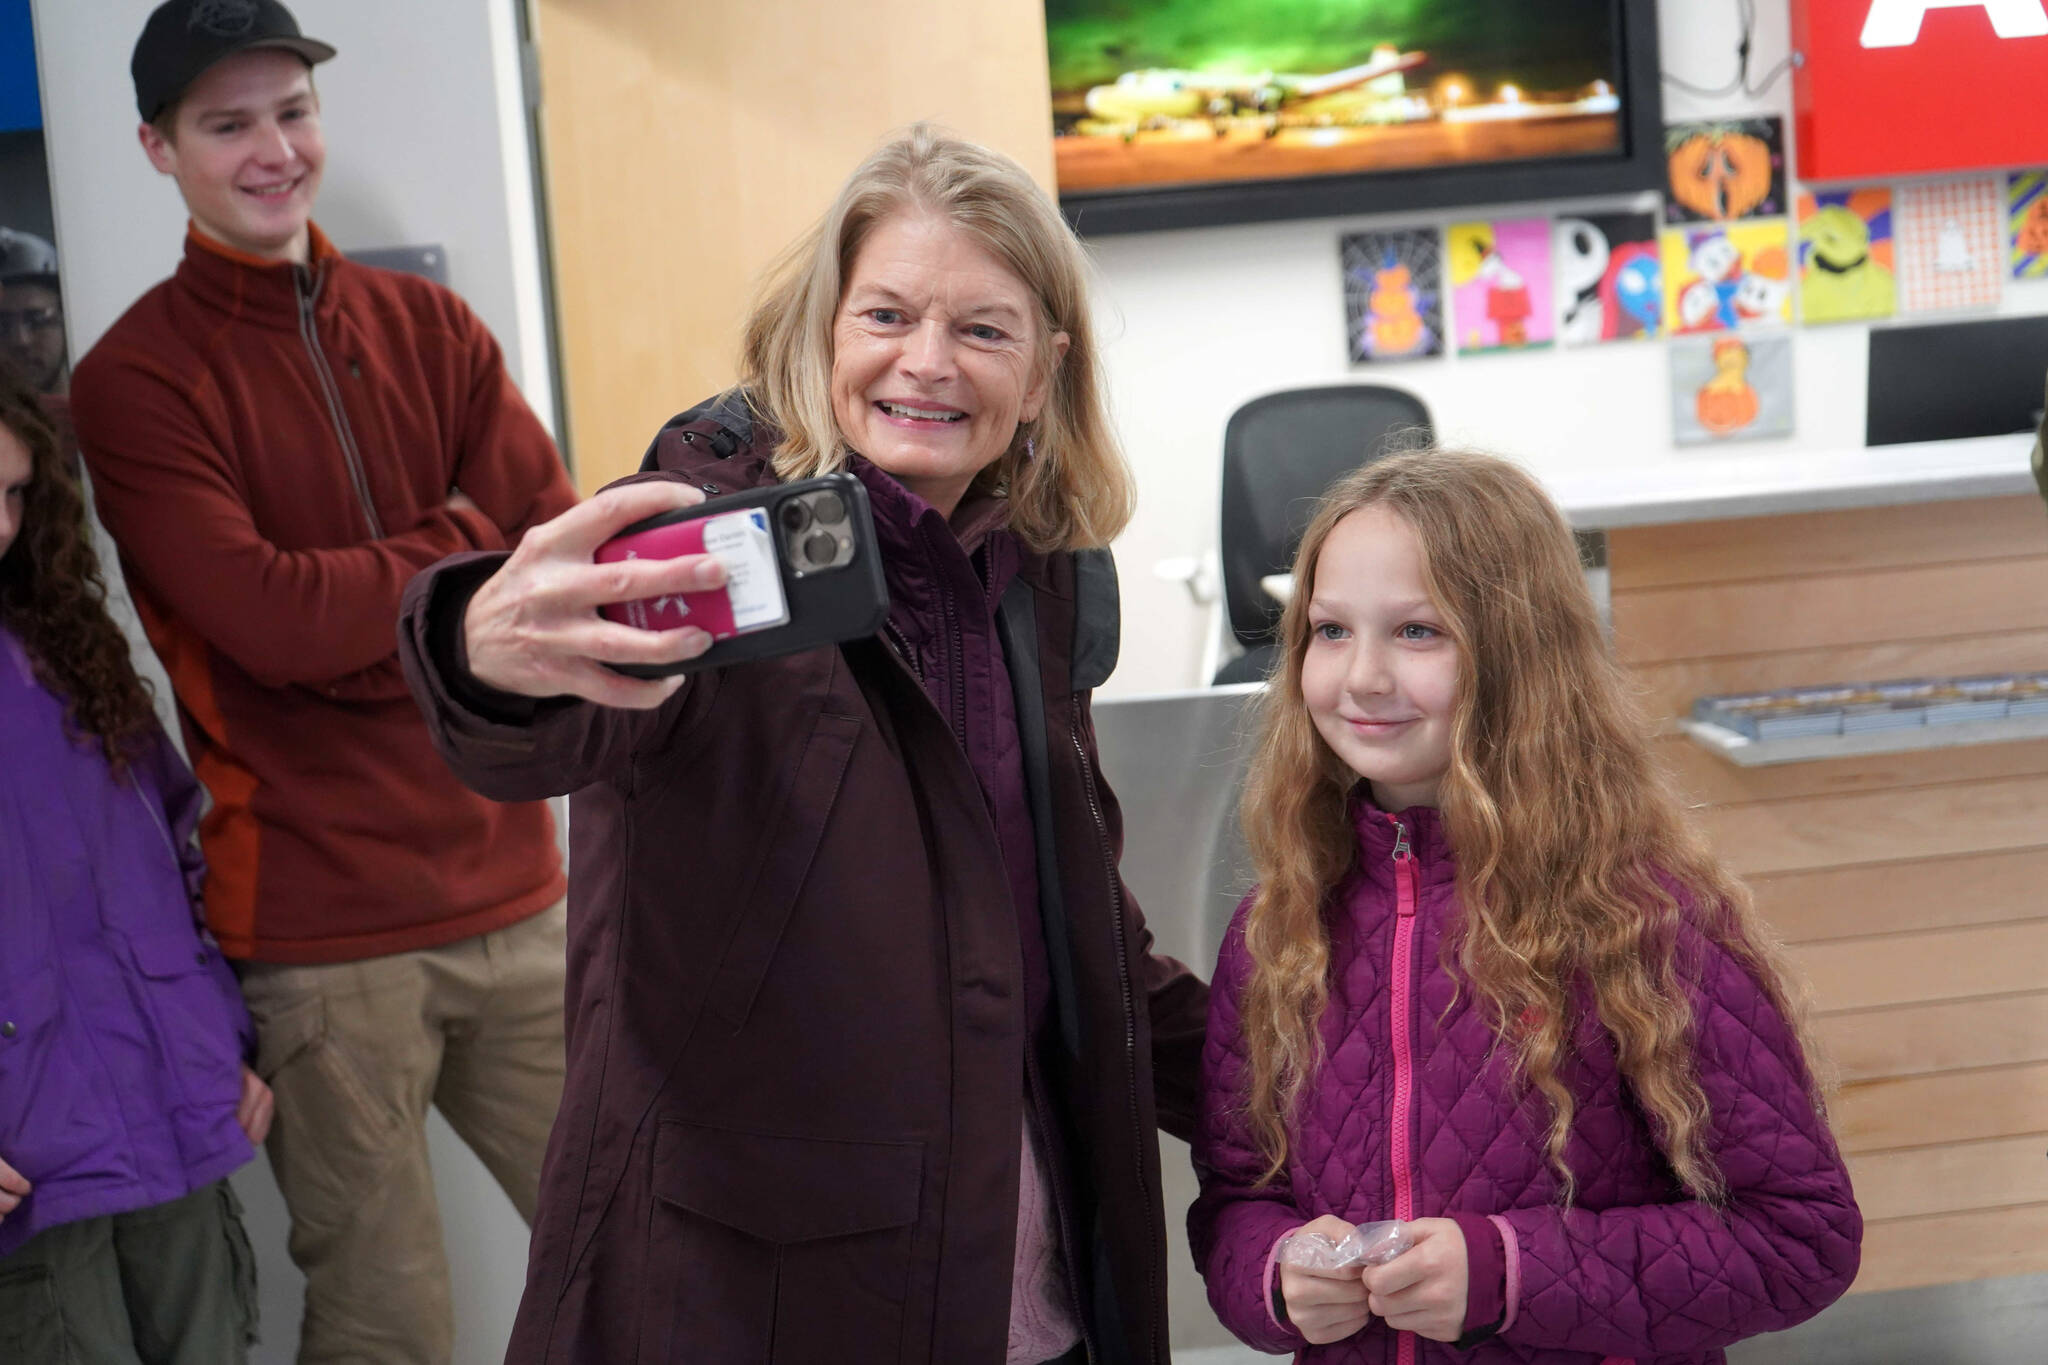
[1046,0,1626,196]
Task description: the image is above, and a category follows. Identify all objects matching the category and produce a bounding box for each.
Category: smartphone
[594,473,888,678]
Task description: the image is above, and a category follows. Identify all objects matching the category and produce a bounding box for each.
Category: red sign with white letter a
[1792,0,2048,180]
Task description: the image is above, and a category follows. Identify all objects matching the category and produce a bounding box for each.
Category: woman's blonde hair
[739,124,1133,552]
[1236,447,1821,1201]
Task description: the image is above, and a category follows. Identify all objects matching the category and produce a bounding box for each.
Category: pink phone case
[594,510,783,639]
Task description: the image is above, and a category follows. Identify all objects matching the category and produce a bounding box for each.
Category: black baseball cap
[132,0,337,123]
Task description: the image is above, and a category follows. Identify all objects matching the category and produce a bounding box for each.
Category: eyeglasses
[0,307,62,336]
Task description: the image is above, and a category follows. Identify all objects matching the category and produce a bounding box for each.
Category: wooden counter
[1610,492,2048,1294]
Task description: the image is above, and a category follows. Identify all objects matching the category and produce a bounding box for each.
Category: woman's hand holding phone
[463,479,728,708]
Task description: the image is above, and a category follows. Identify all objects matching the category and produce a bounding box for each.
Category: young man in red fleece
[72,4,579,1360]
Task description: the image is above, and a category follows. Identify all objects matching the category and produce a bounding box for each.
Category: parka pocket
[701,711,862,1033]
[125,930,243,1111]
[644,1120,923,1365]
[0,971,99,1178]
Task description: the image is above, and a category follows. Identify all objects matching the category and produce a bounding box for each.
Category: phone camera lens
[780,501,812,534]
[812,491,847,525]
[804,531,838,565]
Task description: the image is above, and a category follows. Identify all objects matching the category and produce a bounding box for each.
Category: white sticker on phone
[703,509,790,633]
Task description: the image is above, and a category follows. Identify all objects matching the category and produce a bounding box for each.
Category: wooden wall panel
[1612,559,2048,664]
[1793,921,2048,1013]
[1609,495,2047,590]
[1831,1062,2048,1153]
[1614,494,2048,1296]
[1656,733,2048,808]
[532,0,1056,493]
[1700,773,2048,877]
[1847,1134,2048,1222]
[1820,994,2048,1082]
[1857,1206,2048,1294]
[1750,849,2048,943]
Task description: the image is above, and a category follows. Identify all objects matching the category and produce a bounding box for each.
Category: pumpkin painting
[1666,119,1784,223]
[1696,337,1760,435]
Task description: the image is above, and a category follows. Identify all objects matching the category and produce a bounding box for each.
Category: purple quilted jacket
[1189,799,1860,1364]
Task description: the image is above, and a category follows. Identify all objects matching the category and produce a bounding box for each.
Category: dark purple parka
[397,397,1208,1364]
[1191,801,1861,1365]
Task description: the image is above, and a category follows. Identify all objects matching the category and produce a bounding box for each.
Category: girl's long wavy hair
[1237,447,1820,1202]
[0,373,157,770]
[739,123,1134,553]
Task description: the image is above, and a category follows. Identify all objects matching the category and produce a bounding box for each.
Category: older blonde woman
[398,126,1206,1365]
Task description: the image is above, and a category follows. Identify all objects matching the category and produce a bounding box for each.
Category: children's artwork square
[1447,218,1553,354]
[1340,229,1443,364]
[1670,333,1793,446]
[1661,221,1792,334]
[1664,118,1785,223]
[1554,213,1661,345]
[2008,172,2048,280]
[1796,188,1895,324]
[1897,177,2004,314]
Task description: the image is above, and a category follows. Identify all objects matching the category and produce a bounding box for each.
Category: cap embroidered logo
[189,0,261,37]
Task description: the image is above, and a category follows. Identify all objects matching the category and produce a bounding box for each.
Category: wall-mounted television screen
[1047,0,1664,235]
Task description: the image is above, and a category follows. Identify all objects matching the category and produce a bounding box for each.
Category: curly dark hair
[0,368,158,770]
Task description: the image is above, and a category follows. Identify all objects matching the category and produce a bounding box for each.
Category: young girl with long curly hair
[0,370,271,1359]
[1189,449,1861,1364]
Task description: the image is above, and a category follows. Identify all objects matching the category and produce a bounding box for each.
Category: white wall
[1092,0,2048,696]
[33,0,553,431]
[30,3,548,1362]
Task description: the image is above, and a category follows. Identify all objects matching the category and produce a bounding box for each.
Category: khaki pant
[0,1180,258,1365]
[239,902,567,1365]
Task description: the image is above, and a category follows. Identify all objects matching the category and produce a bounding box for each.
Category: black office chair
[1212,384,1433,684]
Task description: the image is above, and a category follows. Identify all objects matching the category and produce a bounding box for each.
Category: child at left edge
[0,372,272,1359]
[1188,448,1860,1363]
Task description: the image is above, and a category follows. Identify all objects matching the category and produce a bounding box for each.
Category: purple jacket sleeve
[1187,900,1312,1355]
[1492,930,1862,1356]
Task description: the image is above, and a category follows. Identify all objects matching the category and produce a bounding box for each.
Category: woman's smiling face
[830,211,1065,516]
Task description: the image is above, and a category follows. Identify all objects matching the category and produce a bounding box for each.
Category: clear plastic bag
[1277,1220,1412,1273]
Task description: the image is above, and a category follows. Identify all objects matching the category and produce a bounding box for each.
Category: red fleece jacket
[73,225,575,962]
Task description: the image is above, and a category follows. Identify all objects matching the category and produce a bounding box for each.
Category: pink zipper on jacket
[1385,814,1420,1365]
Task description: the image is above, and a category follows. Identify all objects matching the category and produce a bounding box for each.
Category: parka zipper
[1073,720,1157,1361]
[294,264,384,538]
[883,620,922,683]
[1386,814,1420,1365]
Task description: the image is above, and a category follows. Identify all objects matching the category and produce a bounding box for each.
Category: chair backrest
[1218,384,1433,650]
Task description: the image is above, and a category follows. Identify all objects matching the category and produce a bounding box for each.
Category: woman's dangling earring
[1021,421,1037,461]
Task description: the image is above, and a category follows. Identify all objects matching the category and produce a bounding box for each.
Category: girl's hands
[1278,1214,1374,1344]
[237,1065,274,1145]
[1362,1216,1470,1343]
[0,1155,29,1223]
[462,480,728,709]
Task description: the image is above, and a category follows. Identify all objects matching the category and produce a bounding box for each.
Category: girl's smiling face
[1299,505,1459,811]
[829,211,1065,516]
